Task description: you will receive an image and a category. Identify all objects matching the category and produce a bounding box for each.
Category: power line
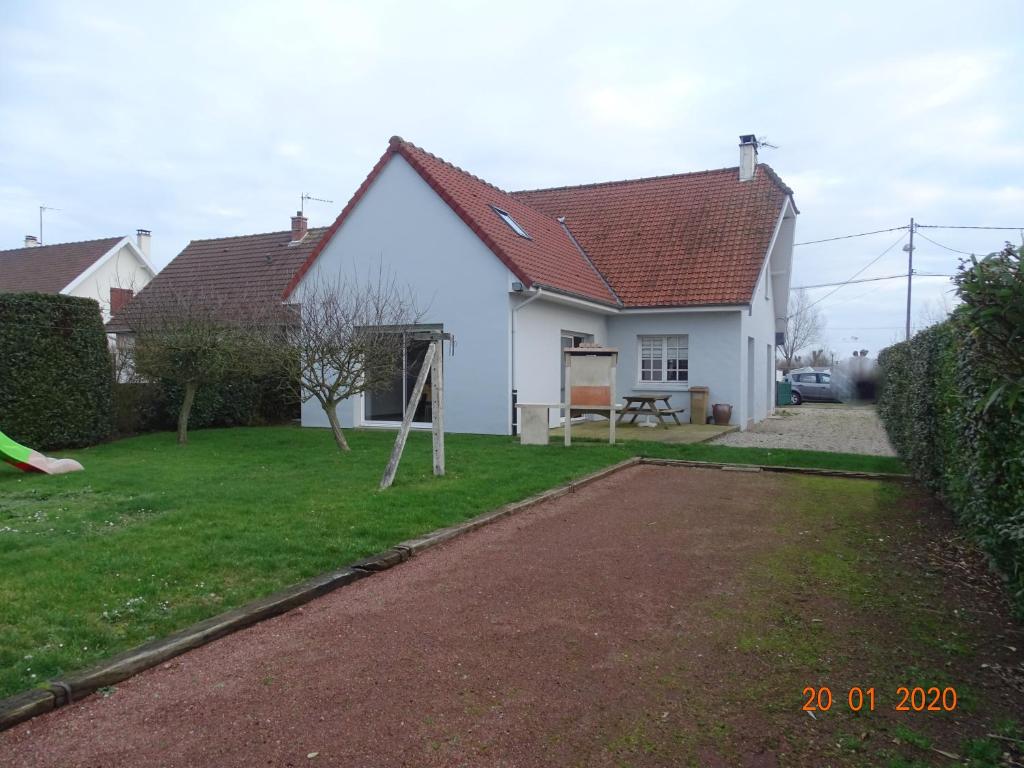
[914,231,978,256]
[917,224,1024,230]
[794,225,907,247]
[793,271,953,290]
[799,232,908,314]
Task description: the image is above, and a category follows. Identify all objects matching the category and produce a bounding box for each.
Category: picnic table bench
[616,393,685,428]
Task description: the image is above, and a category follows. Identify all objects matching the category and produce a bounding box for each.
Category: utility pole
[904,217,915,341]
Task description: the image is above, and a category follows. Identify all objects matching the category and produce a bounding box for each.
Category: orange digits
[801,686,832,711]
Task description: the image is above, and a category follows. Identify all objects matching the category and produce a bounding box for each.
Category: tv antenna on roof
[757,136,779,150]
[39,204,60,245]
[300,193,333,215]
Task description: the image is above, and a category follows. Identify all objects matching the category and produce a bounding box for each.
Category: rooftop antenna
[756,136,779,150]
[39,204,60,245]
[300,193,333,216]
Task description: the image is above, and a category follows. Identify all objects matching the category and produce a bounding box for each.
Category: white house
[284,135,797,433]
[0,230,157,321]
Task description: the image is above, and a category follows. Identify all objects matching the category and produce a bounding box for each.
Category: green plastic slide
[0,429,83,474]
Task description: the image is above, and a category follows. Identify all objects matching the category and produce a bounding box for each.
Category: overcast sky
[2,1,1022,357]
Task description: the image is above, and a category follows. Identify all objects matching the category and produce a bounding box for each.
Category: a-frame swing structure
[379,329,452,490]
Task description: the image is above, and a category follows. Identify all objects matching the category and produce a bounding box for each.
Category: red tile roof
[0,237,123,295]
[288,137,794,308]
[109,228,326,331]
[513,167,793,307]
[284,137,619,306]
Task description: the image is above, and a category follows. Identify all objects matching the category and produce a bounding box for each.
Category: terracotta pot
[711,403,733,426]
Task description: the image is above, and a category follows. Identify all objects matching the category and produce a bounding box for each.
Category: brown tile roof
[285,137,620,306]
[512,166,793,307]
[110,228,326,330]
[0,237,123,294]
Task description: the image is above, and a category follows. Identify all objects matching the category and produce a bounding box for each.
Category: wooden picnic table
[616,393,685,428]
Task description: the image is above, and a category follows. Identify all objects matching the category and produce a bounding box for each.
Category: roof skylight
[491,206,531,240]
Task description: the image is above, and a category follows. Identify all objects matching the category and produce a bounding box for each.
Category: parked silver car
[786,370,840,405]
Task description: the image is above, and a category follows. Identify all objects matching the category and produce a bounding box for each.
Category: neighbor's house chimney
[290,211,308,242]
[136,229,151,259]
[738,134,759,182]
[24,235,40,247]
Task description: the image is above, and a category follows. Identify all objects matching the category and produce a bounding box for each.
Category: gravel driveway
[0,465,785,768]
[711,404,896,456]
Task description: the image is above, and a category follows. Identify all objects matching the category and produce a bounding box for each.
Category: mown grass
[0,425,903,699]
[600,475,1020,766]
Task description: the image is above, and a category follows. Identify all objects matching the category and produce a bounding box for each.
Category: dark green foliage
[113,373,297,435]
[877,248,1024,613]
[954,243,1024,410]
[0,293,113,449]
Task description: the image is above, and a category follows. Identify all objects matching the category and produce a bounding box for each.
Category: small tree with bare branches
[290,269,421,453]
[117,286,290,445]
[779,288,826,373]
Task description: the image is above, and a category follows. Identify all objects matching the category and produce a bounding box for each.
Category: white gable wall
[296,154,514,435]
[64,241,154,321]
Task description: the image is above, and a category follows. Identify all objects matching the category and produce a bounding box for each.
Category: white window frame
[636,335,689,389]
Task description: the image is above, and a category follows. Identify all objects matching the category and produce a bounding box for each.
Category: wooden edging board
[638,456,910,481]
[0,456,642,733]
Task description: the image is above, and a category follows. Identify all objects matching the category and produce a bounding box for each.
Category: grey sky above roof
[1,0,1021,357]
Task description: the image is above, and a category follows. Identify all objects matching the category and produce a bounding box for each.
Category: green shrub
[0,293,114,449]
[112,373,297,436]
[878,248,1024,613]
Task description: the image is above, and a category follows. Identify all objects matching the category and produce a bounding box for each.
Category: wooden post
[563,353,571,447]
[380,343,437,490]
[609,356,617,445]
[430,340,444,476]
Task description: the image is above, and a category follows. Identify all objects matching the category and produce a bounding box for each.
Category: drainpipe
[510,287,543,433]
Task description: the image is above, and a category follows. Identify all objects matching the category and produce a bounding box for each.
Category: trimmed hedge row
[878,317,1024,612]
[0,293,114,450]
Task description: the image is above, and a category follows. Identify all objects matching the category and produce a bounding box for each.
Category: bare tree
[807,348,835,368]
[914,293,956,333]
[779,288,826,372]
[116,286,289,445]
[290,269,421,453]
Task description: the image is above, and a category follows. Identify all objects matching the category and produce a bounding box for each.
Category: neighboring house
[284,134,797,432]
[0,231,157,321]
[108,214,327,330]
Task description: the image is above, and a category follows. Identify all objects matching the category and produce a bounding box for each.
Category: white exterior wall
[64,242,154,321]
[740,265,776,426]
[607,310,743,425]
[739,202,796,426]
[512,296,610,427]
[296,154,514,435]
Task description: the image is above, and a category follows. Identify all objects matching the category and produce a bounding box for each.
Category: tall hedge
[878,315,1024,614]
[0,293,114,449]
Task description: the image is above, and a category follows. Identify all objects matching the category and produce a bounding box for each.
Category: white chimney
[738,134,759,182]
[136,229,151,259]
[24,235,40,247]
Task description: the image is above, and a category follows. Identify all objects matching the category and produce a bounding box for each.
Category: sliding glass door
[364,335,433,425]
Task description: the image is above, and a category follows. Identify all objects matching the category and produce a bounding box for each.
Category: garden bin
[776,380,792,406]
[689,386,709,425]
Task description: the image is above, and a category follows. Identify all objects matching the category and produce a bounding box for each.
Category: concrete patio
[548,418,735,444]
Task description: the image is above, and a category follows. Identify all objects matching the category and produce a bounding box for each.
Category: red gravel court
[1,465,785,767]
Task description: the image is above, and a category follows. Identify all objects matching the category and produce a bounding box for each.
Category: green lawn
[0,426,903,699]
